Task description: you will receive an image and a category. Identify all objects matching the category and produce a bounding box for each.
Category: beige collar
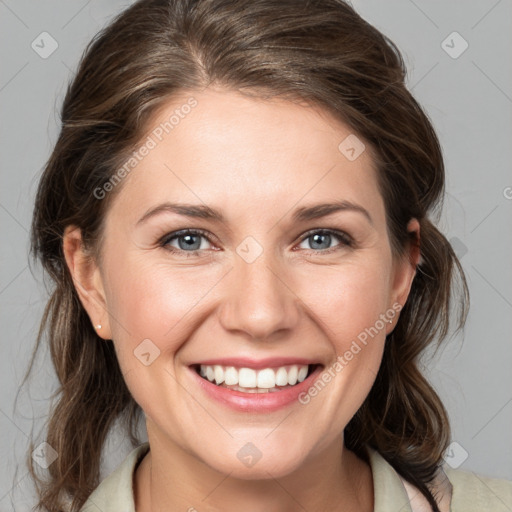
[365,444,453,512]
[81,442,453,511]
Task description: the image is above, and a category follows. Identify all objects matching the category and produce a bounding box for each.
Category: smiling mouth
[192,363,321,393]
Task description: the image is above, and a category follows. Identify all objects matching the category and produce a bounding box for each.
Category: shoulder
[80,442,150,512]
[364,444,512,512]
[444,465,512,511]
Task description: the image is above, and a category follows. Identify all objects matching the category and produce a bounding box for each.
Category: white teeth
[287,365,298,385]
[257,368,275,388]
[198,363,312,390]
[275,367,289,386]
[224,366,238,385]
[239,368,257,388]
[214,365,224,385]
[297,366,308,383]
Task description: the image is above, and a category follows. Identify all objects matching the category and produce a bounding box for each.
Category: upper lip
[190,357,322,370]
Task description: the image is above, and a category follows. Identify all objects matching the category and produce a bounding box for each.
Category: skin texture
[63,86,420,512]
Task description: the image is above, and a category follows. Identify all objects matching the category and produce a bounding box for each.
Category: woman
[26,0,512,511]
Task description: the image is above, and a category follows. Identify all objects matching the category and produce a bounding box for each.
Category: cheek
[293,260,392,418]
[101,255,228,426]
[103,254,225,363]
[295,257,392,342]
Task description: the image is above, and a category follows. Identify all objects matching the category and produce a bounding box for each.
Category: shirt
[80,442,512,511]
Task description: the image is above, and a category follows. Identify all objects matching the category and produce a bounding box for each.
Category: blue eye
[160,229,213,256]
[159,228,352,257]
[297,229,352,253]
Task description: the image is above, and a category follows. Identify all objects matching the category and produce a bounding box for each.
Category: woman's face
[69,87,417,478]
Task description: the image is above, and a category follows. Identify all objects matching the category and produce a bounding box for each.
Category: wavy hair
[24,0,468,510]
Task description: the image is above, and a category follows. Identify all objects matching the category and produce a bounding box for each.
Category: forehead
[107,87,385,228]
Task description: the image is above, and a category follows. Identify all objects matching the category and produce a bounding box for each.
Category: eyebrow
[136,200,373,226]
[292,201,373,225]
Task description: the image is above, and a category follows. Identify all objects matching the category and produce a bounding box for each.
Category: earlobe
[389,218,421,318]
[62,226,112,339]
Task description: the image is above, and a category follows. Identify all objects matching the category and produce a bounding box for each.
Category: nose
[218,251,301,341]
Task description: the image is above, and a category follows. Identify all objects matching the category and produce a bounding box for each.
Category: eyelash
[158,228,353,258]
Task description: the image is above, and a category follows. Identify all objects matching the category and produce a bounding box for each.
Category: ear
[387,218,420,331]
[62,225,112,340]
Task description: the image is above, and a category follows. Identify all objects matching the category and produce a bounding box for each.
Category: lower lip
[189,365,324,413]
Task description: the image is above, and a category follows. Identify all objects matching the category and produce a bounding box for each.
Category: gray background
[1,0,511,508]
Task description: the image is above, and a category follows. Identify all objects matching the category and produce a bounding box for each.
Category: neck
[134,426,373,512]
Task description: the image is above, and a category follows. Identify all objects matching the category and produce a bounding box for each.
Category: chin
[197,440,309,480]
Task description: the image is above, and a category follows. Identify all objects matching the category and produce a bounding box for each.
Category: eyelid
[297,227,353,245]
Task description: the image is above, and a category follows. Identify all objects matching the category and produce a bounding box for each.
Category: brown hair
[24,0,468,510]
